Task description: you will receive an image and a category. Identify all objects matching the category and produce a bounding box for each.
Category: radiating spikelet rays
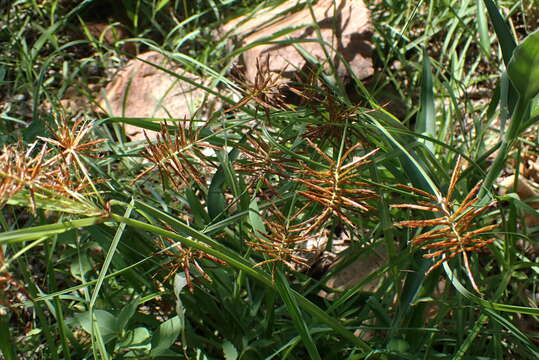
[392,156,498,293]
[293,139,379,235]
[245,141,380,274]
[246,204,318,276]
[0,141,48,213]
[1,118,106,215]
[155,231,227,292]
[132,122,221,191]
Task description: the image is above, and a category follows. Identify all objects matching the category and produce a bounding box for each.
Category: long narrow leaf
[0,217,106,244]
[482,0,517,65]
[275,270,321,360]
[110,214,370,350]
[416,49,436,153]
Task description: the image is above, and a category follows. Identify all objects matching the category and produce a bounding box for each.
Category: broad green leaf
[222,340,238,360]
[75,310,118,341]
[185,187,210,226]
[499,72,511,133]
[117,327,151,350]
[23,117,49,142]
[117,297,141,332]
[507,28,539,103]
[248,198,266,235]
[483,0,518,114]
[150,316,182,357]
[69,251,93,281]
[173,273,187,328]
[208,146,241,220]
[207,164,228,220]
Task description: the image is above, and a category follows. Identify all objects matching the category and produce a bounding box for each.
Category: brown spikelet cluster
[39,118,106,171]
[392,157,498,293]
[0,118,106,215]
[303,94,358,145]
[244,141,380,272]
[246,204,317,275]
[0,142,48,212]
[225,56,292,113]
[156,233,227,292]
[133,122,221,191]
[293,139,379,235]
[234,133,296,191]
[247,221,312,270]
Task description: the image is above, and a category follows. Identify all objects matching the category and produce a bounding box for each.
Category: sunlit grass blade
[275,270,321,360]
[482,0,517,65]
[476,0,491,54]
[416,48,435,153]
[366,115,441,197]
[110,213,370,350]
[88,200,133,358]
[0,217,106,244]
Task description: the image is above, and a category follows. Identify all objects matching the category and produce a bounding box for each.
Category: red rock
[98,51,211,140]
[222,0,374,85]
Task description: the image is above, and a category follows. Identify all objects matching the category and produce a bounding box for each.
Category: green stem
[110,214,371,352]
[480,96,528,199]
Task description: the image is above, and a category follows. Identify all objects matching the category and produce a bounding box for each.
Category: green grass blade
[476,0,491,54]
[0,312,16,360]
[366,115,440,197]
[482,0,517,65]
[29,0,93,60]
[452,313,489,360]
[484,308,539,357]
[443,263,539,316]
[89,200,134,309]
[87,200,133,358]
[53,296,72,360]
[416,49,436,153]
[275,270,321,360]
[110,214,370,350]
[0,217,106,244]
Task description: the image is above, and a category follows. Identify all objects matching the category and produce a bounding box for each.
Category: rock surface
[222,0,374,85]
[98,51,212,140]
[323,242,387,297]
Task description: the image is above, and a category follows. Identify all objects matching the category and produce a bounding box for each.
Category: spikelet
[392,156,497,293]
